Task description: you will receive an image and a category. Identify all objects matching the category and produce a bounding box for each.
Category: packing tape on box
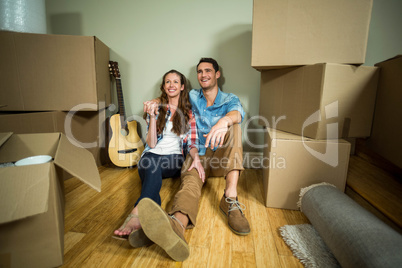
[299,183,402,268]
[0,0,46,34]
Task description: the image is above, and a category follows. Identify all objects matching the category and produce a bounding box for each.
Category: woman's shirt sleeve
[185,111,199,154]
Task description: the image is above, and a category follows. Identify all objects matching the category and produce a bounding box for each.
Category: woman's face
[164,73,184,99]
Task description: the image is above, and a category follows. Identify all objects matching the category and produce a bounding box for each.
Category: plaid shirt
[142,106,198,157]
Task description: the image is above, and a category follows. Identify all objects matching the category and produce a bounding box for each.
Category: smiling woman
[113,69,204,254]
[151,70,192,140]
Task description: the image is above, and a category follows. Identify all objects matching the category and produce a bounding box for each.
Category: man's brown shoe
[219,194,250,235]
[138,198,190,262]
[128,228,154,248]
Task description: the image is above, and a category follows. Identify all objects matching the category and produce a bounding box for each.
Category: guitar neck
[115,78,126,127]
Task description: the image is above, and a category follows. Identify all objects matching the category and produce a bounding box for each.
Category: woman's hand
[188,153,205,182]
[143,101,159,117]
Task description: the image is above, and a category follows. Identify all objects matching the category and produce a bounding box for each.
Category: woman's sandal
[112,213,138,241]
[112,213,154,247]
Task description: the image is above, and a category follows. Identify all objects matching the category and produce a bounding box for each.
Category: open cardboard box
[252,0,373,70]
[259,63,379,139]
[262,128,350,210]
[0,132,101,268]
[0,110,109,167]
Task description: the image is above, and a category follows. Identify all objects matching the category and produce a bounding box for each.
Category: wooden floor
[62,167,309,267]
[61,153,401,267]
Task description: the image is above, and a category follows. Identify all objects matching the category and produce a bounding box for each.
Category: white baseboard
[243,152,264,169]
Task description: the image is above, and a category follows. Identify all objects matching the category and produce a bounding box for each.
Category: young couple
[113,58,250,262]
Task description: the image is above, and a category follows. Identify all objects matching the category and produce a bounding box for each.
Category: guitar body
[108,114,144,167]
[108,61,144,167]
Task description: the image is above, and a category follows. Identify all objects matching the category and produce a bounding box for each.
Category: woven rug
[279,224,340,268]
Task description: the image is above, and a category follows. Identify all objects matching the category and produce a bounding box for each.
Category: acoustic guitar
[108,61,144,167]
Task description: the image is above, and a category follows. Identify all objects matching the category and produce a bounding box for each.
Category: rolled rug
[299,183,402,268]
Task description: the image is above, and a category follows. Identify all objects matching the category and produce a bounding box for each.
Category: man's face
[197,62,220,91]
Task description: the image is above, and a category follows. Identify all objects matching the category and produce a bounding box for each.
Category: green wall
[365,0,402,66]
[46,0,263,152]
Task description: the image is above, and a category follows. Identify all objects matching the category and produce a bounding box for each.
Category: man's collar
[198,89,204,99]
[199,88,222,104]
[214,88,222,104]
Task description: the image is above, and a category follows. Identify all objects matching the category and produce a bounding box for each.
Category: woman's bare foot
[114,207,141,237]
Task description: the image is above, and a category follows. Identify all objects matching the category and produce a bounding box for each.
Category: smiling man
[138,58,250,262]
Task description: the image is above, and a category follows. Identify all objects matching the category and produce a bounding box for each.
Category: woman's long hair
[143,70,191,136]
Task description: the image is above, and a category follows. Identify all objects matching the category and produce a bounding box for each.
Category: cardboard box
[262,128,350,210]
[0,132,101,268]
[0,31,111,111]
[0,110,108,167]
[368,55,402,168]
[252,0,373,70]
[259,63,379,139]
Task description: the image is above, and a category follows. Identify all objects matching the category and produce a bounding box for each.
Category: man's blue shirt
[189,88,245,156]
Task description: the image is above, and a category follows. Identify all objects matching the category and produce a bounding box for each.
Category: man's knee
[223,124,242,147]
[231,124,243,146]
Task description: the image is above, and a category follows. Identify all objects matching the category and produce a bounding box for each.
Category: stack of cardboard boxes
[0,31,110,267]
[252,0,381,209]
[0,31,111,166]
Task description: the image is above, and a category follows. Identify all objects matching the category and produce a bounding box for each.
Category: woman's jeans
[134,152,184,207]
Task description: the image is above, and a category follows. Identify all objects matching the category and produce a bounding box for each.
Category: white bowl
[15,155,53,166]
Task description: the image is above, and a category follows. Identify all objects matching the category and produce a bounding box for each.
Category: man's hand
[203,111,241,149]
[203,117,230,149]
